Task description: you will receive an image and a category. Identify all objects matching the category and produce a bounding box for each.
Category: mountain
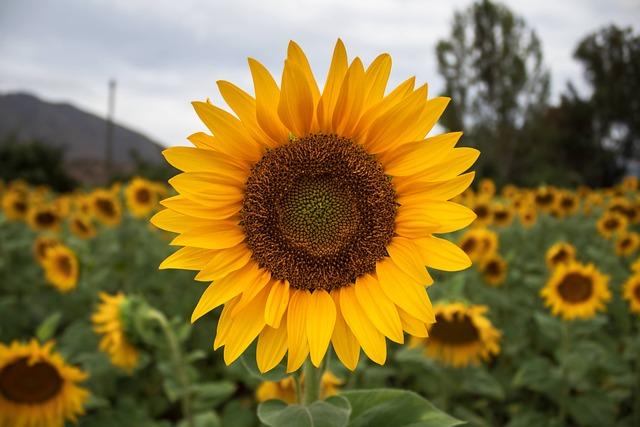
[0,92,165,184]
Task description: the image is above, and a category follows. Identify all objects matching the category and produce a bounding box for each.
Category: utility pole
[105,79,116,181]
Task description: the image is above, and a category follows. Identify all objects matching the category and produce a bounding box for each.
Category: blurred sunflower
[518,204,537,229]
[596,211,628,239]
[480,253,507,286]
[69,214,96,239]
[411,303,500,368]
[621,175,638,192]
[43,245,79,293]
[33,235,61,266]
[1,189,29,220]
[608,197,637,223]
[478,178,495,198]
[501,184,518,199]
[471,197,492,226]
[615,232,640,257]
[27,204,62,232]
[125,177,158,218]
[92,293,140,372]
[491,203,514,227]
[545,242,576,270]
[632,258,640,274]
[458,228,498,263]
[0,340,88,427]
[153,40,477,372]
[534,186,557,212]
[541,262,610,320]
[622,274,640,314]
[556,191,579,217]
[256,371,342,404]
[91,189,122,227]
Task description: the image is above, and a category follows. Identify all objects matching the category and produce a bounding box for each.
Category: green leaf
[307,396,351,427]
[567,391,617,427]
[191,381,236,410]
[178,411,221,427]
[341,389,464,427]
[460,368,505,400]
[257,397,350,427]
[36,311,62,341]
[238,343,288,382]
[512,357,562,400]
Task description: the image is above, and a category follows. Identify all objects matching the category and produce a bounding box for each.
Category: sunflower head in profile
[26,204,62,232]
[596,211,628,239]
[0,340,89,427]
[33,235,61,266]
[90,189,122,227]
[458,228,498,263]
[411,303,500,368]
[256,371,342,404]
[491,203,514,227]
[478,178,495,198]
[43,245,79,293]
[480,253,507,286]
[1,189,29,221]
[622,274,640,314]
[615,232,640,257]
[152,40,478,372]
[69,213,97,239]
[125,177,158,218]
[545,242,576,270]
[540,262,611,320]
[471,197,492,226]
[92,293,140,372]
[534,186,557,212]
[518,204,537,229]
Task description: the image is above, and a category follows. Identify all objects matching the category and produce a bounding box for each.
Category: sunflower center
[36,211,57,226]
[430,314,479,345]
[604,218,619,231]
[620,238,632,249]
[57,255,72,277]
[461,237,477,255]
[484,260,502,276]
[536,193,554,206]
[135,188,151,204]
[474,205,489,219]
[634,285,640,302]
[557,273,593,303]
[96,198,115,217]
[14,201,27,213]
[241,134,396,291]
[561,197,574,209]
[0,358,63,404]
[75,218,90,233]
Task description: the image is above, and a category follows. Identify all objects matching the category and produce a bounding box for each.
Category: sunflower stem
[303,359,324,405]
[558,321,571,424]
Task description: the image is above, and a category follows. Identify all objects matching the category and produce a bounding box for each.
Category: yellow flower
[596,211,628,239]
[545,242,576,270]
[69,214,97,239]
[92,293,140,372]
[125,177,158,218]
[556,191,579,218]
[518,204,537,229]
[480,253,507,286]
[27,204,62,232]
[458,228,498,263]
[632,257,640,274]
[491,203,514,227]
[0,340,89,427]
[33,235,61,266]
[608,197,638,224]
[501,184,518,199]
[411,303,500,368]
[1,189,29,221]
[478,178,495,198]
[255,371,342,404]
[621,175,638,192]
[42,245,79,293]
[534,186,557,212]
[471,197,492,226]
[622,274,640,314]
[540,262,611,320]
[152,40,477,372]
[90,189,122,227]
[615,232,640,257]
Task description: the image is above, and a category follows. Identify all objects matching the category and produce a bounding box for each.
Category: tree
[436,0,550,183]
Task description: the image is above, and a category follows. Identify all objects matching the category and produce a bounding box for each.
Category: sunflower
[479,253,507,286]
[596,211,628,239]
[471,197,492,226]
[556,191,579,218]
[33,235,61,266]
[0,340,88,427]
[256,371,342,404]
[540,262,611,320]
[1,189,29,221]
[411,303,500,368]
[534,186,557,212]
[622,274,640,314]
[69,213,97,239]
[615,231,640,257]
[478,178,495,198]
[92,293,140,372]
[632,258,640,274]
[125,177,158,218]
[608,197,638,223]
[42,245,79,293]
[545,242,576,270]
[518,204,537,229]
[27,204,62,232]
[458,228,498,263]
[152,40,477,372]
[621,175,638,192]
[491,203,514,227]
[90,189,122,227]
[501,184,518,200]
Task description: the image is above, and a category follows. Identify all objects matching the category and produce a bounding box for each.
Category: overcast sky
[1,0,638,147]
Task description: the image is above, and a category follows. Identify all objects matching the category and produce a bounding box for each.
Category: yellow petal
[160,195,241,220]
[265,280,290,328]
[354,275,404,343]
[194,244,252,281]
[248,58,289,144]
[317,39,348,132]
[395,172,475,200]
[417,201,477,234]
[339,285,386,365]
[170,222,244,250]
[287,41,320,108]
[332,58,366,137]
[223,286,270,365]
[306,290,336,367]
[150,209,211,233]
[404,97,450,142]
[168,172,244,203]
[414,236,472,271]
[363,53,392,109]
[398,307,429,337]
[385,237,432,285]
[159,247,216,270]
[394,207,440,239]
[287,290,310,372]
[331,291,360,370]
[400,147,479,182]
[278,59,315,137]
[257,314,288,373]
[187,132,217,150]
[213,296,240,350]
[231,271,273,316]
[379,132,462,176]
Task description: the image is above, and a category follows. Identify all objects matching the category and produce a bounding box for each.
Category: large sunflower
[92,292,140,372]
[42,245,79,293]
[622,274,640,314]
[125,177,158,218]
[152,40,477,372]
[411,303,500,368]
[0,340,88,427]
[540,262,611,320]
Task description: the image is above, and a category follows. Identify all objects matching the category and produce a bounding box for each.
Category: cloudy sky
[1,0,638,147]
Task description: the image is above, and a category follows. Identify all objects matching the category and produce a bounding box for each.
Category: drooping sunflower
[152,40,477,372]
[256,371,342,404]
[622,274,640,314]
[615,231,640,257]
[69,213,97,239]
[27,204,62,232]
[33,235,61,266]
[125,177,159,218]
[0,340,89,427]
[596,211,628,239]
[540,262,611,320]
[42,245,79,293]
[518,204,537,229]
[479,253,507,286]
[90,189,122,227]
[92,293,140,372]
[411,303,500,368]
[458,228,498,263]
[1,189,29,221]
[545,242,576,270]
[491,203,514,227]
